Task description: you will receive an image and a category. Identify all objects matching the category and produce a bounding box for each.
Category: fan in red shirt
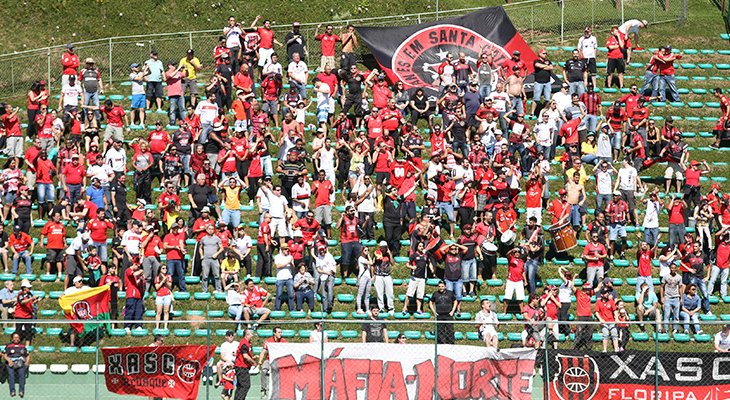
[40,212,66,276]
[573,282,595,350]
[148,124,171,155]
[389,159,413,188]
[241,278,271,325]
[293,213,320,245]
[502,247,527,315]
[595,288,619,352]
[547,189,570,225]
[88,209,114,260]
[124,261,145,329]
[606,26,626,89]
[558,114,582,146]
[501,52,528,78]
[370,79,392,109]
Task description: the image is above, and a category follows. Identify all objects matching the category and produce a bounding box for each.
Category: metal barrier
[0,317,726,399]
[0,0,684,100]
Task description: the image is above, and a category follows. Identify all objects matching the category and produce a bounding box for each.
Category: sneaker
[388,310,394,317]
[706,311,713,316]
[401,310,408,316]
[416,311,424,316]
[710,144,720,150]
[697,330,704,335]
[620,252,626,260]
[639,324,645,332]
[125,328,131,334]
[672,329,678,335]
[261,390,267,399]
[252,323,259,331]
[634,46,644,51]
[456,311,461,318]
[249,200,254,207]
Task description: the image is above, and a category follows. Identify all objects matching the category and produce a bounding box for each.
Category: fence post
[560,3,565,45]
[189,33,193,50]
[320,319,325,400]
[206,303,210,400]
[654,321,659,400]
[544,325,550,400]
[108,38,113,88]
[11,59,14,97]
[621,0,625,24]
[47,47,51,94]
[434,320,438,398]
[95,304,100,400]
[531,6,534,43]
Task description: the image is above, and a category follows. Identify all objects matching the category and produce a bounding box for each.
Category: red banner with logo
[267,343,536,400]
[102,345,215,400]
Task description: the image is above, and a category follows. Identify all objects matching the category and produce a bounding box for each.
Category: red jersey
[2,114,21,137]
[316,34,341,56]
[605,200,629,224]
[99,105,125,127]
[193,218,216,241]
[293,218,320,244]
[62,53,80,75]
[548,199,569,224]
[583,242,607,268]
[606,37,623,59]
[596,298,617,322]
[257,28,275,49]
[163,232,185,260]
[507,255,525,282]
[312,179,333,208]
[389,160,413,188]
[124,268,144,299]
[525,179,542,208]
[340,215,359,243]
[257,222,271,245]
[575,290,593,317]
[148,130,171,154]
[378,107,401,132]
[242,286,268,307]
[88,218,114,243]
[637,249,652,277]
[559,118,581,144]
[41,221,66,249]
[155,274,173,297]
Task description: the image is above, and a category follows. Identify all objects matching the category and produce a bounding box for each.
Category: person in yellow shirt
[221,249,241,284]
[180,49,203,106]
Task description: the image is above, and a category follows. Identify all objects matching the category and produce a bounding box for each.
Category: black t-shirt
[683,252,710,279]
[450,119,468,143]
[204,133,223,155]
[404,135,424,158]
[533,59,553,83]
[431,289,456,315]
[443,252,462,281]
[361,318,386,342]
[409,252,429,279]
[215,63,233,87]
[190,184,213,210]
[341,71,363,96]
[382,194,402,225]
[50,204,65,219]
[0,231,8,248]
[284,32,307,60]
[563,59,587,82]
[13,197,32,220]
[111,183,128,211]
[411,95,429,111]
[172,130,194,155]
[458,234,477,260]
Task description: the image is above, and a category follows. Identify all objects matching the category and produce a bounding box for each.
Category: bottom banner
[267,343,536,400]
[102,345,215,400]
[547,350,730,400]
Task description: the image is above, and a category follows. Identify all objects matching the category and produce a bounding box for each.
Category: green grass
[0,0,729,367]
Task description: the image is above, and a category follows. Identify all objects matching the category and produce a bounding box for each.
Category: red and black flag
[356,7,544,93]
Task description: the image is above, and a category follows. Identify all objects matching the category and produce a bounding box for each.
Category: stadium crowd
[2,15,730,396]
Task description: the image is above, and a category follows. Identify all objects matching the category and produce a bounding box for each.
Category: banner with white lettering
[267,343,536,400]
[102,345,215,400]
[547,350,730,400]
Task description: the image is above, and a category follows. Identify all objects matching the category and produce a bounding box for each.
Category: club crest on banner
[177,359,200,383]
[391,24,510,89]
[552,354,599,400]
[72,300,93,320]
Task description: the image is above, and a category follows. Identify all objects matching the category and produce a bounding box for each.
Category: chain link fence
[0,0,684,101]
[0,317,727,399]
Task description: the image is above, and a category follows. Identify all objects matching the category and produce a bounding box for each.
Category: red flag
[102,345,215,400]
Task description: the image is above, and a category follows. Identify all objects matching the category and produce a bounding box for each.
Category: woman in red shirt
[154,264,173,330]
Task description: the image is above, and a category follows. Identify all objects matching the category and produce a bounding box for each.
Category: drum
[426,237,447,261]
[482,242,498,256]
[548,221,578,252]
[500,230,516,246]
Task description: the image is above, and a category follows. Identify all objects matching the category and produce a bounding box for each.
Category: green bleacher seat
[632,332,649,341]
[710,296,720,304]
[621,295,636,302]
[455,312,472,320]
[194,292,211,300]
[46,328,63,336]
[0,273,15,281]
[174,292,191,300]
[185,276,201,284]
[688,102,703,108]
[466,332,480,340]
[392,279,403,285]
[40,274,56,282]
[109,329,127,336]
[40,310,57,317]
[654,333,670,342]
[717,64,730,69]
[209,310,224,318]
[351,311,367,319]
[214,292,227,300]
[337,294,354,302]
[288,311,306,318]
[340,330,358,338]
[486,279,503,286]
[497,314,513,321]
[345,278,357,286]
[404,330,421,339]
[415,312,432,319]
[298,330,313,338]
[311,311,327,319]
[153,329,170,336]
[39,346,55,353]
[171,310,182,317]
[131,329,148,336]
[264,277,277,284]
[681,63,696,69]
[174,329,191,337]
[195,329,211,336]
[695,333,711,342]
[60,346,78,353]
[507,332,522,341]
[592,333,604,341]
[325,330,338,339]
[186,310,204,316]
[700,314,717,321]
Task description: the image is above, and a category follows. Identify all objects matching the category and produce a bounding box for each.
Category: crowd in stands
[0,16,729,375]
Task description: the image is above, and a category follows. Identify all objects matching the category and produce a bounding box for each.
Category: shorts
[348,170,359,180]
[258,48,274,67]
[155,294,173,306]
[314,205,332,225]
[320,55,336,69]
[582,58,597,74]
[601,323,619,339]
[181,78,199,95]
[461,258,478,282]
[609,223,627,241]
[146,81,164,98]
[504,279,525,301]
[665,162,684,180]
[246,306,271,317]
[317,107,329,124]
[263,100,279,115]
[620,189,636,211]
[46,248,64,263]
[437,201,455,222]
[65,254,83,276]
[222,389,233,397]
[476,194,488,212]
[104,125,124,142]
[269,217,288,238]
[375,171,390,185]
[606,58,625,74]
[131,94,146,109]
[6,136,23,158]
[405,277,426,299]
[3,191,16,205]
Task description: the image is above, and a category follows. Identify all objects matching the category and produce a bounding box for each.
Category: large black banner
[356,7,558,93]
[547,350,730,400]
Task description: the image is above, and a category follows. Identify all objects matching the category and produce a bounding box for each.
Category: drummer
[605,191,630,260]
[495,197,518,256]
[566,171,587,236]
[547,189,570,226]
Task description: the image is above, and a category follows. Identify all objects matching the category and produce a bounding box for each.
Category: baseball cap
[73,276,83,284]
[130,63,139,68]
[512,50,520,55]
[462,224,472,230]
[186,49,194,55]
[221,52,229,58]
[201,206,211,213]
[538,49,547,54]
[217,221,227,227]
[13,225,21,231]
[138,199,147,206]
[168,60,177,66]
[584,26,592,32]
[666,116,674,122]
[690,160,700,166]
[170,222,180,229]
[263,176,272,182]
[558,189,567,195]
[582,282,592,290]
[236,89,244,96]
[723,194,730,201]
[293,230,303,237]
[19,185,28,191]
[20,280,32,288]
[724,324,730,331]
[613,190,621,196]
[379,241,388,247]
[561,83,569,89]
[66,43,74,49]
[293,21,300,26]
[317,229,327,237]
[151,50,158,55]
[600,287,611,294]
[280,243,289,250]
[712,183,720,190]
[213,122,224,131]
[85,57,94,64]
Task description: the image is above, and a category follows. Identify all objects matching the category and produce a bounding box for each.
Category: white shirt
[130,72,146,95]
[256,187,270,210]
[264,62,283,76]
[643,200,662,228]
[552,91,572,112]
[61,84,83,107]
[87,164,113,184]
[534,122,554,146]
[715,331,730,351]
[595,169,614,195]
[315,84,331,111]
[291,182,311,212]
[356,183,376,213]
[489,91,509,113]
[64,285,90,296]
[619,20,643,35]
[226,289,243,306]
[480,127,496,148]
[267,192,288,218]
[121,230,142,255]
[596,131,612,158]
[288,61,308,84]
[617,167,638,191]
[104,147,127,172]
[577,35,598,59]
[219,340,239,362]
[224,26,243,48]
[194,100,219,124]
[274,253,294,280]
[318,147,336,171]
[65,236,90,256]
[234,235,252,256]
[315,253,337,281]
